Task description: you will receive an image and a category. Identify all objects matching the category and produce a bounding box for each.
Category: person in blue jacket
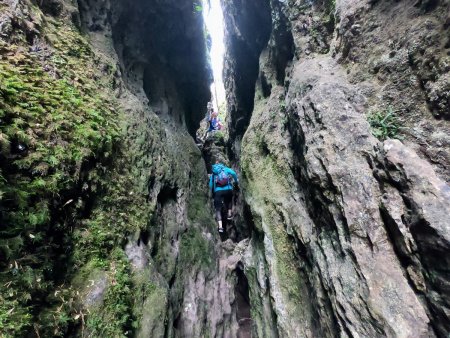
[201,111,222,141]
[209,161,238,233]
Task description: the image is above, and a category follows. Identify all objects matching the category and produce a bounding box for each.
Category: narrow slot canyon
[235,263,252,338]
[0,0,449,337]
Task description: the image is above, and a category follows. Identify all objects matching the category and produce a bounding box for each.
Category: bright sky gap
[203,0,226,112]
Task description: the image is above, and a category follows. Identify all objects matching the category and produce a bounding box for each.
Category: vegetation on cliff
[0,3,141,336]
[1,0,216,336]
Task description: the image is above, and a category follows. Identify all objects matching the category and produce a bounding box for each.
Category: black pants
[213,189,233,221]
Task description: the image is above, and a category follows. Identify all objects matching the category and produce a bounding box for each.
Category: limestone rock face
[72,1,240,337]
[223,0,450,336]
[0,0,236,336]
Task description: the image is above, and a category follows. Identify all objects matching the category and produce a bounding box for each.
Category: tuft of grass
[368,107,402,141]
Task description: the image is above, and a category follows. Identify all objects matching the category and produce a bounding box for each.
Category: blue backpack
[215,169,230,187]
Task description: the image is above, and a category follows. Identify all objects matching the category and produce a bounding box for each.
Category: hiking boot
[218,227,224,233]
[227,211,233,220]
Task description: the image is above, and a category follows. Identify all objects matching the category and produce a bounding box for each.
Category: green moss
[155,243,177,281]
[0,1,214,336]
[0,40,120,232]
[86,249,135,337]
[269,219,302,301]
[187,193,211,224]
[243,137,303,303]
[71,159,152,268]
[133,273,168,336]
[179,228,215,270]
[241,96,312,327]
[330,0,336,14]
[0,5,122,335]
[245,266,263,317]
[213,130,226,142]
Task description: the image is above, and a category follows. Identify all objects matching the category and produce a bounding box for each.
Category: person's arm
[226,168,238,184]
[209,174,213,189]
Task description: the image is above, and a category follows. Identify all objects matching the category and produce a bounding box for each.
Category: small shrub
[213,130,225,142]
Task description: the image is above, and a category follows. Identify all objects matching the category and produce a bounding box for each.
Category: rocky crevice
[222,0,272,142]
[0,0,245,336]
[1,0,449,336]
[78,0,212,135]
[222,0,450,337]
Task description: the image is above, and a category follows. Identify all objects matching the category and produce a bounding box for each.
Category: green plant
[193,2,203,12]
[218,101,227,121]
[0,295,32,335]
[330,0,336,13]
[368,107,402,140]
[213,130,225,142]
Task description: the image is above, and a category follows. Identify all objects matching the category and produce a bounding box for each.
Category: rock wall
[1,0,449,336]
[0,0,242,337]
[223,0,450,337]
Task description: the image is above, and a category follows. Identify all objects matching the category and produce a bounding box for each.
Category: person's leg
[224,190,233,219]
[214,191,224,232]
[203,129,209,141]
[203,124,214,141]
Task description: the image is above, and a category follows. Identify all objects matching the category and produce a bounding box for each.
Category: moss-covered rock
[0,0,216,336]
[179,227,215,272]
[85,249,134,337]
[0,3,124,335]
[240,87,314,336]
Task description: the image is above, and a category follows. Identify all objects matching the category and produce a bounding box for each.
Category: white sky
[203,0,226,111]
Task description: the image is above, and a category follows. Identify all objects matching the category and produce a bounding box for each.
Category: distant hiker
[209,162,238,233]
[208,111,222,132]
[201,111,222,141]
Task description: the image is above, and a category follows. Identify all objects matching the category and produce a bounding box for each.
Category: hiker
[201,111,222,141]
[209,162,238,233]
[208,111,222,132]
